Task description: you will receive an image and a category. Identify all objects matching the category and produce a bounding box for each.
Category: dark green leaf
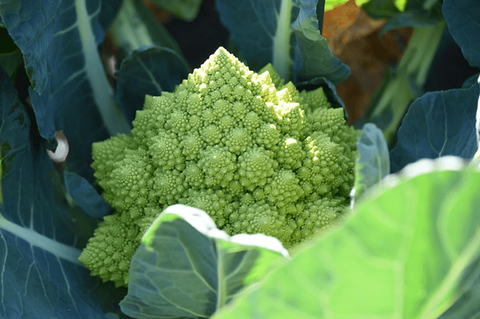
[363,22,446,143]
[380,7,444,34]
[99,0,122,32]
[109,0,183,61]
[443,0,480,67]
[291,0,350,83]
[63,171,111,219]
[390,82,479,173]
[0,0,130,180]
[0,49,22,79]
[361,0,400,18]
[439,276,480,319]
[0,67,125,319]
[362,0,443,33]
[0,25,21,79]
[150,0,203,21]
[354,123,390,200]
[215,0,349,84]
[115,46,189,123]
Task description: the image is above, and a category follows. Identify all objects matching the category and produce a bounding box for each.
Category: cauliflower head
[79,47,359,286]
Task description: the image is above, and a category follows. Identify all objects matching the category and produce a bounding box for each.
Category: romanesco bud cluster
[79,47,359,286]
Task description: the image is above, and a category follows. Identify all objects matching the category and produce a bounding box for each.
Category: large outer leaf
[120,205,288,319]
[215,0,349,84]
[0,68,125,318]
[438,276,480,319]
[443,0,480,68]
[0,0,129,179]
[390,82,479,173]
[477,75,480,157]
[213,157,480,319]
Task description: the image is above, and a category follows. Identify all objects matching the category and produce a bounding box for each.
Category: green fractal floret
[79,47,359,286]
[78,213,139,287]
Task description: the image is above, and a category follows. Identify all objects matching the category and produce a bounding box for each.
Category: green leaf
[63,171,111,219]
[213,157,480,319]
[0,26,21,78]
[443,0,480,68]
[354,123,390,200]
[0,66,125,319]
[215,0,349,84]
[0,0,130,180]
[390,81,479,173]
[325,0,369,11]
[380,8,444,34]
[109,0,184,60]
[291,0,350,84]
[150,0,203,21]
[114,46,189,124]
[439,277,480,319]
[364,22,446,143]
[362,0,443,33]
[362,0,400,18]
[0,49,22,79]
[120,204,288,319]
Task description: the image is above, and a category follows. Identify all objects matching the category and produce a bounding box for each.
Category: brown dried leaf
[323,0,412,122]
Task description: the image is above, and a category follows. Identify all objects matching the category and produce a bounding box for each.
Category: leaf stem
[272,0,293,80]
[75,0,130,134]
[216,242,227,310]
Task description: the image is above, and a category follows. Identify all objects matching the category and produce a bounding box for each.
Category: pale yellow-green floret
[79,47,359,286]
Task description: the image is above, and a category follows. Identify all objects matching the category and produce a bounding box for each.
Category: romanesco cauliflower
[79,47,359,287]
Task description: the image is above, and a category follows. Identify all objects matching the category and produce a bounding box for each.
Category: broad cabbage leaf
[0,67,125,318]
[213,157,480,318]
[390,82,479,173]
[121,205,289,319]
[443,0,480,67]
[0,0,128,179]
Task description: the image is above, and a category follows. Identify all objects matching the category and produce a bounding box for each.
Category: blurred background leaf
[0,26,21,80]
[148,0,203,22]
[109,0,184,62]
